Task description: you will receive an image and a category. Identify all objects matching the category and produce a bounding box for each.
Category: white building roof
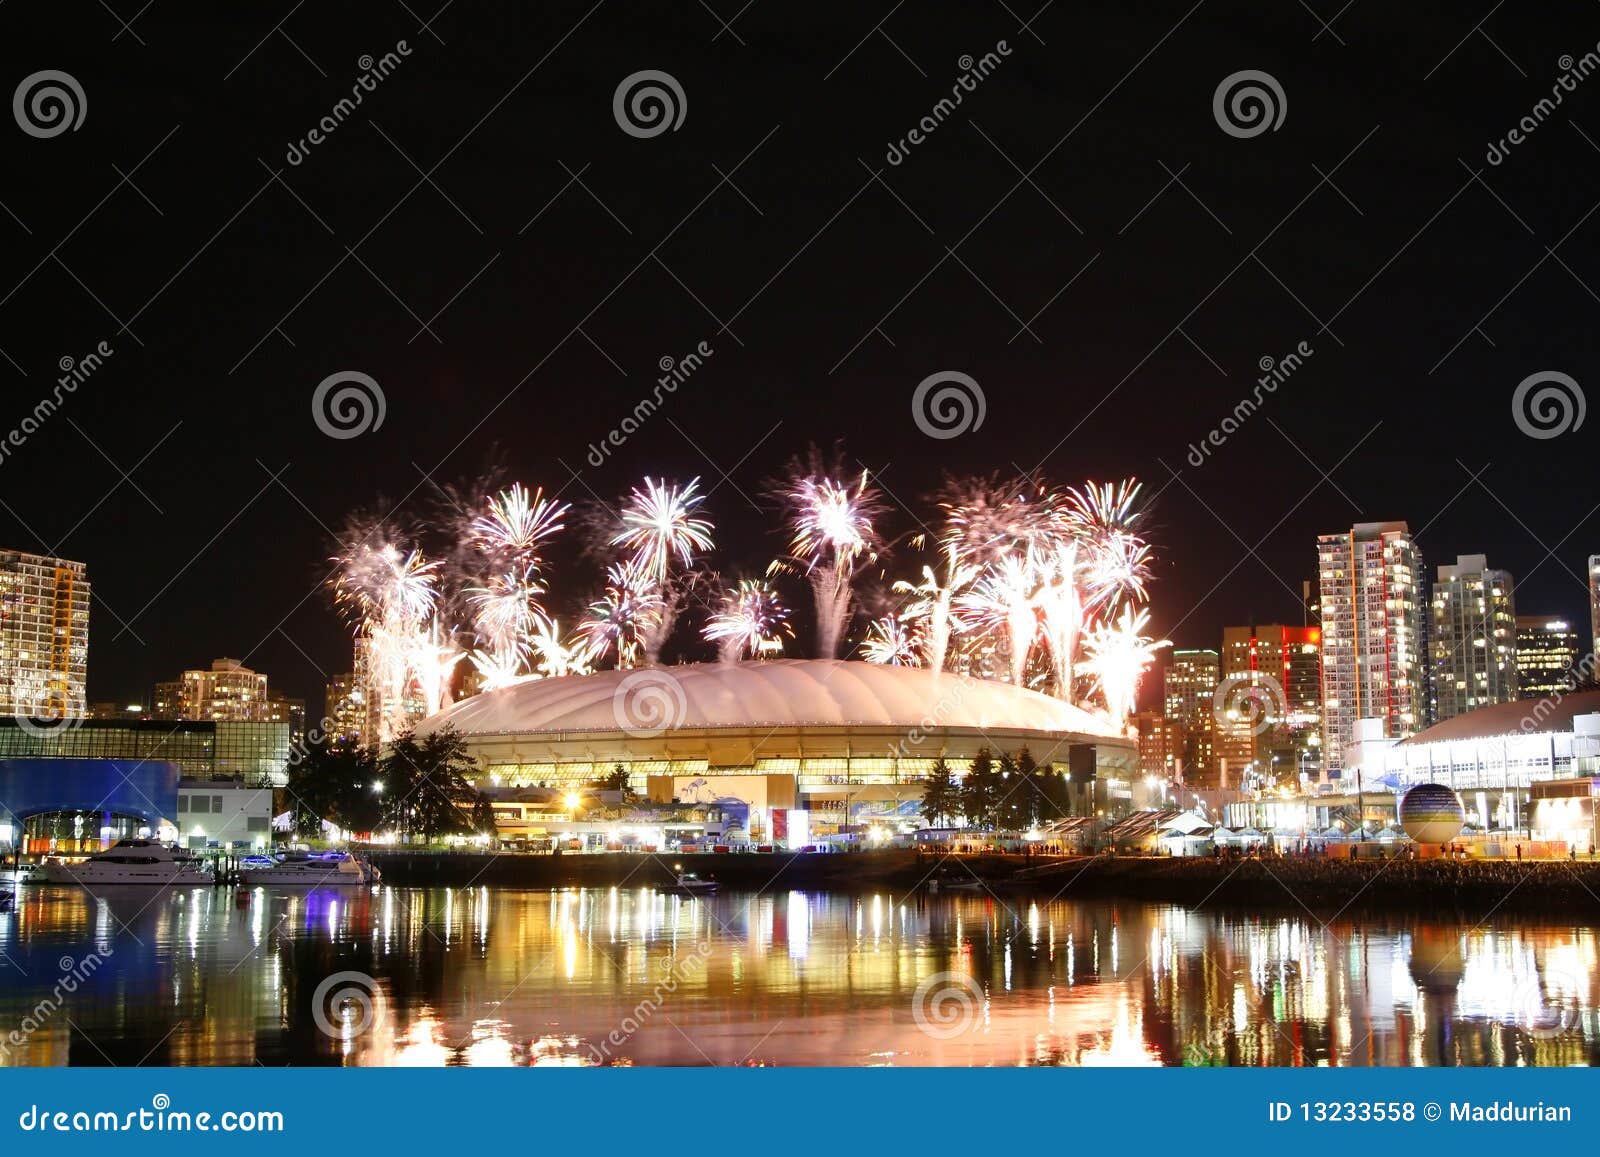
[415,659,1124,739]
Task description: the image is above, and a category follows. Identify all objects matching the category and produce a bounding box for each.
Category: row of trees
[285,727,495,841]
[919,749,1074,830]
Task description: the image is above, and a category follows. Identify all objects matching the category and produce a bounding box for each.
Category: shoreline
[369,850,1600,916]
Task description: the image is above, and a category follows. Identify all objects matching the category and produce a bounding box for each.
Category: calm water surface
[0,883,1594,1066]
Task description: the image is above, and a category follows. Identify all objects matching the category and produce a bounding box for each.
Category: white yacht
[239,851,380,886]
[32,839,212,886]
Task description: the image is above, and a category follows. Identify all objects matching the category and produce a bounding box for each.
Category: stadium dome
[416,660,1137,823]
[1397,689,1600,745]
[418,659,1124,738]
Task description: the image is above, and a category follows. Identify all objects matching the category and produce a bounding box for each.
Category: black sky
[2,1,1597,712]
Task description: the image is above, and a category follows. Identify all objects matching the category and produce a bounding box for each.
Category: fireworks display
[329,456,1163,743]
[703,579,791,663]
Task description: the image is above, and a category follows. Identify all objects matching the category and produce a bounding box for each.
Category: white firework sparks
[1081,604,1168,730]
[472,483,569,562]
[955,551,1040,687]
[576,561,663,669]
[611,476,715,583]
[893,544,977,676]
[861,614,922,666]
[703,579,791,663]
[776,465,883,660]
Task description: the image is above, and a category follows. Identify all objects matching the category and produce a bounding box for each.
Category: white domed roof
[416,659,1122,738]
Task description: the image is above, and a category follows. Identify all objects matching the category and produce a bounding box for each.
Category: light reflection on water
[0,884,1594,1067]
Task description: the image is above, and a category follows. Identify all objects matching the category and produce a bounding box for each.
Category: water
[0,883,1594,1066]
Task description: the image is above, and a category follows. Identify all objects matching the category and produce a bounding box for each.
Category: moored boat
[239,850,380,886]
[30,839,211,886]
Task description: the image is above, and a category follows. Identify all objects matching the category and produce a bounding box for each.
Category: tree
[996,751,1030,831]
[287,740,381,838]
[960,748,1000,829]
[380,727,489,843]
[920,758,958,827]
[600,764,633,799]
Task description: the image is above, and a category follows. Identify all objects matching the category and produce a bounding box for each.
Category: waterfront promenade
[368,849,1600,915]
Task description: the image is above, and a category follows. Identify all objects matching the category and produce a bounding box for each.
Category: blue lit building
[0,758,180,854]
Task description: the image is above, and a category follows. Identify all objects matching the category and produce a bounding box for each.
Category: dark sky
[2,1,1596,713]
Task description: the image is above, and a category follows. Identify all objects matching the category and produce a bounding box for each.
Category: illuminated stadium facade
[415,659,1138,827]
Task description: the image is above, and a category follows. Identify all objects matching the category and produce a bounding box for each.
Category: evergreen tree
[996,751,1029,831]
[379,727,489,842]
[960,748,1000,829]
[921,757,957,826]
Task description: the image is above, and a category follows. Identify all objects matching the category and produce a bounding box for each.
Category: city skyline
[14,516,1598,713]
[2,5,1598,719]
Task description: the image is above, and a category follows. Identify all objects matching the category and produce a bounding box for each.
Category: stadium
[414,658,1138,831]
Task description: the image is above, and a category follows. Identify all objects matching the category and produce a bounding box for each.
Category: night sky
[2,1,1596,712]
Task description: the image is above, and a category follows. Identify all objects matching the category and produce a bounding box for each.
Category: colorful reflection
[0,884,1595,1067]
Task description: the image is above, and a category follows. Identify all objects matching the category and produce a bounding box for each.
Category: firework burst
[576,561,663,669]
[611,477,715,583]
[472,483,569,563]
[861,613,922,666]
[774,456,884,660]
[1081,605,1169,730]
[703,579,791,663]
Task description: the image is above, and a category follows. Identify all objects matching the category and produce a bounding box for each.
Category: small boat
[31,839,211,886]
[662,871,718,896]
[239,850,380,886]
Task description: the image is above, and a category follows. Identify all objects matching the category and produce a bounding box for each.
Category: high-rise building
[1590,555,1600,660]
[1316,521,1425,778]
[1429,554,1517,723]
[1161,648,1220,787]
[1163,649,1219,731]
[1134,710,1184,780]
[266,691,306,749]
[1220,624,1323,781]
[0,550,90,720]
[324,672,366,745]
[152,658,269,722]
[1515,616,1579,698]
